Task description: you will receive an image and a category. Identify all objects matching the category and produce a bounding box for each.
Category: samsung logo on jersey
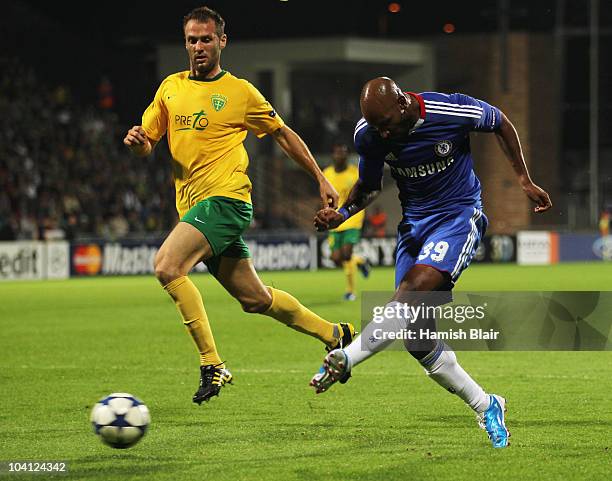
[390,157,455,179]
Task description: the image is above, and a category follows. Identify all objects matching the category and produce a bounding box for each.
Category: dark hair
[183,6,225,37]
[332,142,349,151]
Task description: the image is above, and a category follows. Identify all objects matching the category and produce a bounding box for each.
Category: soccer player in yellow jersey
[123,6,354,405]
[323,143,372,301]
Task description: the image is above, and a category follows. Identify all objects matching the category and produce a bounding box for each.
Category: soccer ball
[90,393,150,449]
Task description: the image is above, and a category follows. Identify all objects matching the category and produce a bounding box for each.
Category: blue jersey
[354,92,502,219]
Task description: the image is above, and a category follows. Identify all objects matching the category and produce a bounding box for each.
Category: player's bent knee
[154,260,182,286]
[398,272,447,292]
[398,277,425,292]
[240,300,269,314]
[239,292,273,314]
[155,269,177,286]
[331,253,342,266]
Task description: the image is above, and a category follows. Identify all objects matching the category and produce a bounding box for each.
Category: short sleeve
[142,80,169,141]
[243,81,285,138]
[451,93,502,132]
[354,120,384,191]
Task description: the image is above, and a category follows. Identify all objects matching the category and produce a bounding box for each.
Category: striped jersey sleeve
[353,118,384,191]
[423,93,502,132]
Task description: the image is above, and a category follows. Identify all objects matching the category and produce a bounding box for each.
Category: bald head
[360,77,405,121]
[360,77,420,139]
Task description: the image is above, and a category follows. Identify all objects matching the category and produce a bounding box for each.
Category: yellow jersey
[323,164,365,231]
[142,70,284,217]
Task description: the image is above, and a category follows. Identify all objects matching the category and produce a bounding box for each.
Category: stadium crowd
[291,72,363,153]
[0,59,178,241]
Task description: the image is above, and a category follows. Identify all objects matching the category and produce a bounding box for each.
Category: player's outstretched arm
[272,126,339,208]
[314,179,380,232]
[495,112,552,213]
[123,125,158,157]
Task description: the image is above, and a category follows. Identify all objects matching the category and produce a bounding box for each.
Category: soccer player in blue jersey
[309,77,552,448]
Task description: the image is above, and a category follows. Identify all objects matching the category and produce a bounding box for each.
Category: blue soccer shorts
[394,206,488,289]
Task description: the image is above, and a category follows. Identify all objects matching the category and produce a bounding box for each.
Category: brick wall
[434,33,560,233]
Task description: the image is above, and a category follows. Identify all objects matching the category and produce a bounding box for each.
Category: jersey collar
[188,70,227,82]
[406,92,425,133]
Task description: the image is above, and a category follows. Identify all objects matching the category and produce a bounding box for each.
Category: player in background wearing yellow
[323,143,371,301]
[123,6,354,405]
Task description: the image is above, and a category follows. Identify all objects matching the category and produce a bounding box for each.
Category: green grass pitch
[1,263,611,480]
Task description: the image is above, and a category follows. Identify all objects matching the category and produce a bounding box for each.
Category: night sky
[13,0,561,44]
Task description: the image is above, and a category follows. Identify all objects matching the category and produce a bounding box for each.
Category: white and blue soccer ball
[90,393,150,449]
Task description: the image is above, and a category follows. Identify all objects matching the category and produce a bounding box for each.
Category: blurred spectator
[600,209,610,237]
[41,216,65,240]
[0,217,17,241]
[291,72,362,153]
[98,75,115,111]
[62,213,79,241]
[367,205,388,238]
[107,208,130,240]
[18,214,39,240]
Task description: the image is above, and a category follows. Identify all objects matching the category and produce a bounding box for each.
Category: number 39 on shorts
[418,241,449,262]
